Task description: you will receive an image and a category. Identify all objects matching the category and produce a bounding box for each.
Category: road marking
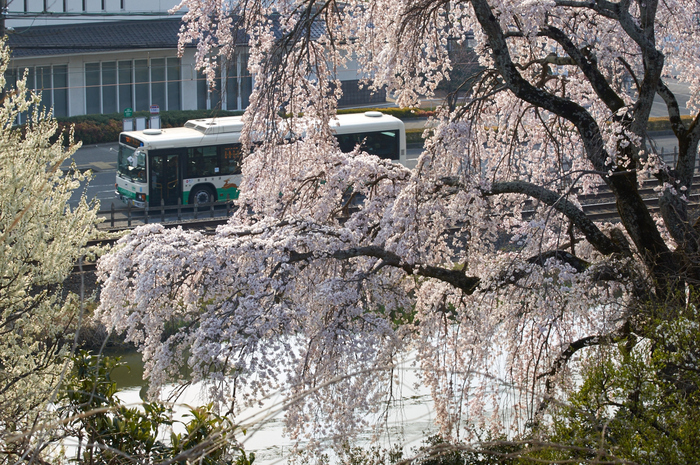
[92,162,117,170]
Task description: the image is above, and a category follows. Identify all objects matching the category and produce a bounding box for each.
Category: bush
[60,351,255,464]
[335,434,522,465]
[55,109,245,145]
[55,107,432,146]
[647,115,693,132]
[337,107,435,119]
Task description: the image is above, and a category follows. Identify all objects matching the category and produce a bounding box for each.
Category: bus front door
[149,153,181,207]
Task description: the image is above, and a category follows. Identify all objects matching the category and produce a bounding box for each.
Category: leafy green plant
[61,351,253,464]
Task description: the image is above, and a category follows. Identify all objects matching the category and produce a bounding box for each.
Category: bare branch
[288,246,480,294]
[486,180,623,255]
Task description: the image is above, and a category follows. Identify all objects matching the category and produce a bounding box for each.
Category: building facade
[5,18,255,119]
[4,2,386,119]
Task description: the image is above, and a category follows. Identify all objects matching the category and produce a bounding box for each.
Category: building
[3,1,386,120]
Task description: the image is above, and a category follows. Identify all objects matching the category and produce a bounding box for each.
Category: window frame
[84,57,182,115]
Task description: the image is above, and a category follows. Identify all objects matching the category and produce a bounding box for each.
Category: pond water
[109,350,438,464]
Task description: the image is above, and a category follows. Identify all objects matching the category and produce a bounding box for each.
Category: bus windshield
[118,145,146,182]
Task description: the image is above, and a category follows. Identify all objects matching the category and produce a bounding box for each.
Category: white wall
[6,0,182,27]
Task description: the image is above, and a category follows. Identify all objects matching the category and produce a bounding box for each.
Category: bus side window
[187,147,203,178]
[221,144,243,175]
[188,146,218,177]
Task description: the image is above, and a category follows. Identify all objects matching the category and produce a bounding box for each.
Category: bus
[115,111,407,208]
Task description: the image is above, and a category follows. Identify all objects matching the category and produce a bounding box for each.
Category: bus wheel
[191,186,215,205]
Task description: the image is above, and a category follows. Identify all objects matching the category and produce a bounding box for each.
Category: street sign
[123,107,133,118]
[149,104,160,115]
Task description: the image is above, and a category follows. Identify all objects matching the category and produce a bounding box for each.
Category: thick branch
[656,81,687,139]
[470,0,611,176]
[487,180,622,255]
[535,324,631,418]
[539,26,625,114]
[469,0,673,287]
[288,246,480,294]
[527,250,588,272]
[654,82,700,251]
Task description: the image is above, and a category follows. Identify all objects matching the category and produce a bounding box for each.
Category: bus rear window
[335,130,399,160]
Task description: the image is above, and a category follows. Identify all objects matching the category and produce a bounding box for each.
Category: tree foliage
[0,39,101,460]
[542,310,700,463]
[98,0,700,460]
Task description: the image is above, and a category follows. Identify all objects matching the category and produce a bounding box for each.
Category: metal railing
[99,197,236,229]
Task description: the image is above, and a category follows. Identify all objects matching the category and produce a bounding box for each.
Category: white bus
[115,111,407,208]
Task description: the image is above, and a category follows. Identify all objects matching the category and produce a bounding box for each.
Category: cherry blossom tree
[98,0,700,458]
[0,39,101,459]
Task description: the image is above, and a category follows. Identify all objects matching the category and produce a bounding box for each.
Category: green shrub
[647,115,693,132]
[55,109,245,145]
[407,128,428,145]
[337,107,435,119]
[50,108,683,146]
[60,351,254,464]
[335,434,522,465]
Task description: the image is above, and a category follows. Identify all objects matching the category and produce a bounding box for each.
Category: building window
[118,60,133,112]
[5,64,69,123]
[151,58,166,111]
[84,58,182,115]
[102,61,117,113]
[167,58,181,111]
[134,59,149,112]
[85,62,101,114]
[53,66,68,116]
[197,53,252,111]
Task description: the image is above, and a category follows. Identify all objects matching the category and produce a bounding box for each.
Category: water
[109,350,437,464]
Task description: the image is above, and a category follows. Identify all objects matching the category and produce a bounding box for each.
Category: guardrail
[99,198,235,230]
[523,191,700,222]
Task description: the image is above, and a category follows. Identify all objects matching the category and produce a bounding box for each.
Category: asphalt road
[65,132,688,212]
[65,142,122,212]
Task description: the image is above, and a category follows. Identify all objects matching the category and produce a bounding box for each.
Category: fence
[100,197,235,229]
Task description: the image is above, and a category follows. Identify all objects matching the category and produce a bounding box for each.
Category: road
[65,133,687,212]
[65,143,122,212]
[650,78,692,118]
